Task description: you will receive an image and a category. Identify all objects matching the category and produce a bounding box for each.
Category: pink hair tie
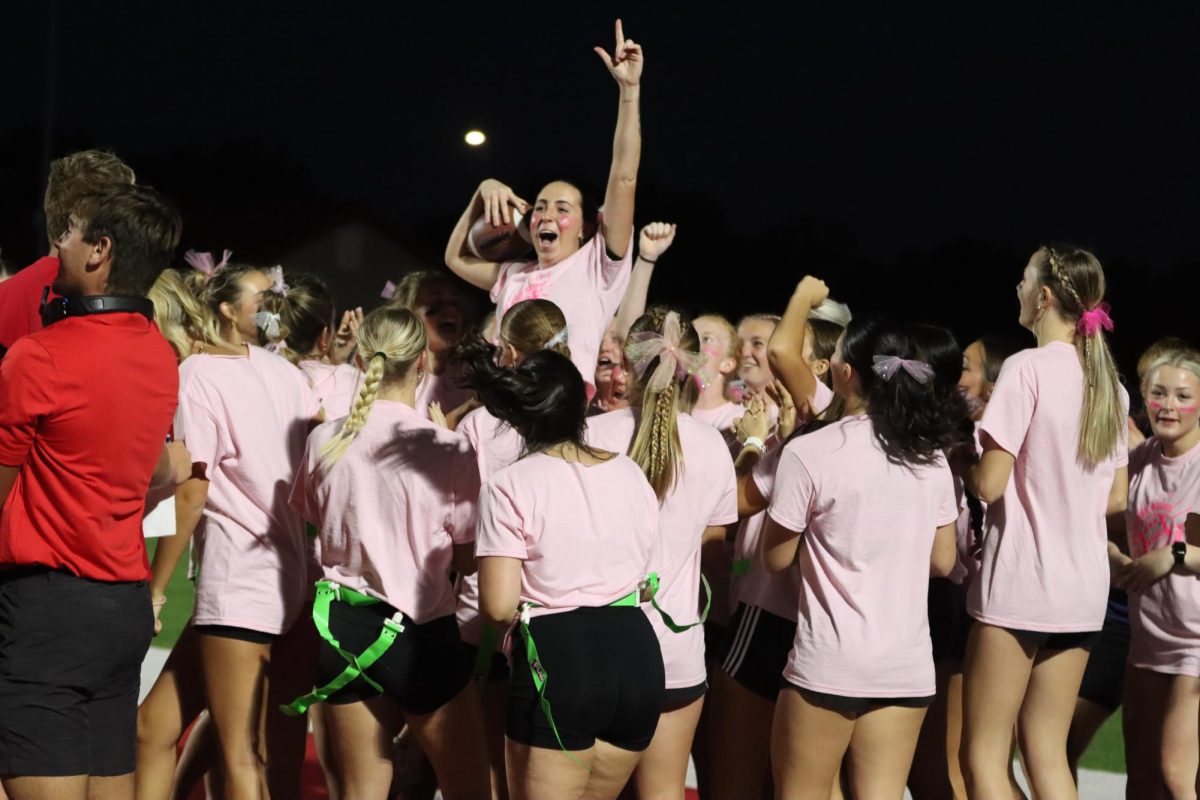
[380,280,397,300]
[1077,303,1114,337]
[872,355,934,385]
[183,248,232,280]
[624,312,706,392]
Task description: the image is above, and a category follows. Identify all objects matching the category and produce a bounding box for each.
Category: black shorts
[0,568,153,777]
[508,606,664,752]
[786,682,936,714]
[1007,627,1102,652]
[1078,592,1130,712]
[462,641,510,683]
[316,601,470,716]
[663,681,707,709]
[194,624,277,645]
[929,578,971,665]
[718,603,796,701]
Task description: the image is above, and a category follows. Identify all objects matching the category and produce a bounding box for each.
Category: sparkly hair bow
[872,355,934,385]
[380,280,397,300]
[1077,303,1114,338]
[624,312,706,392]
[265,265,288,296]
[254,311,281,341]
[183,248,231,280]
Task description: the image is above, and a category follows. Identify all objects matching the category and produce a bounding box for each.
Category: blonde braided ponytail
[1037,246,1123,467]
[319,307,427,465]
[626,308,700,501]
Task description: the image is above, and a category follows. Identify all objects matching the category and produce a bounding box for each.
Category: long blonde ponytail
[320,307,427,465]
[1038,246,1123,467]
[625,308,704,500]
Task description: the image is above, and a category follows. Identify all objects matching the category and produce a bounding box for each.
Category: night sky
[2,2,1197,376]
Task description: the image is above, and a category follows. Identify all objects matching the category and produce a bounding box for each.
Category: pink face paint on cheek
[1147,400,1164,411]
[558,215,571,229]
[1179,405,1198,414]
[531,213,542,228]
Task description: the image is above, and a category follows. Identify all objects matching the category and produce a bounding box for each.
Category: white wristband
[743,436,767,453]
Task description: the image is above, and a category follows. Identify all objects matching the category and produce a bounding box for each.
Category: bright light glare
[465,130,486,146]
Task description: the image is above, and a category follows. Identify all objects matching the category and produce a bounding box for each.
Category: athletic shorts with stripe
[716,602,796,701]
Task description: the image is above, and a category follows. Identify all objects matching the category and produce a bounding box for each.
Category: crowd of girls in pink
[1,17,1197,800]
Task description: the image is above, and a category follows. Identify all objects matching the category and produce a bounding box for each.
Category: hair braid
[626,308,695,501]
[320,354,386,465]
[1038,245,1123,466]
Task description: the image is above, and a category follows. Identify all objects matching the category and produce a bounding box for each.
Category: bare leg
[84,774,134,800]
[629,695,703,799]
[770,687,855,800]
[1,776,87,800]
[847,704,928,798]
[136,625,207,800]
[309,704,340,800]
[1015,646,1090,800]
[324,696,403,800]
[1066,697,1113,782]
[909,661,963,799]
[404,684,491,800]
[582,740,643,800]
[961,624,1035,798]
[1159,674,1200,800]
[506,740,593,800]
[708,669,775,800]
[197,633,271,800]
[475,678,510,800]
[263,618,318,800]
[171,712,222,800]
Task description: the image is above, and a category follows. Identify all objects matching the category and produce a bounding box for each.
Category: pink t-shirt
[456,405,526,645]
[586,409,738,688]
[415,367,475,421]
[691,401,743,432]
[475,453,661,619]
[176,346,321,634]
[968,343,1129,632]
[1125,438,1200,674]
[298,360,362,421]
[768,416,958,697]
[731,381,838,619]
[290,400,480,624]
[732,445,805,621]
[491,233,632,399]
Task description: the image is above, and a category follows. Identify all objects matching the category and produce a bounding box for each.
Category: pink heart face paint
[558,215,571,229]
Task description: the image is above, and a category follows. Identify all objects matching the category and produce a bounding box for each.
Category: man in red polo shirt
[0,150,135,357]
[0,183,181,799]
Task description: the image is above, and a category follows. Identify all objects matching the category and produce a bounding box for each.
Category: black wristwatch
[1172,540,1187,568]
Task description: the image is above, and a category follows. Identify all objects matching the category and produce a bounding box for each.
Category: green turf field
[144,540,1129,774]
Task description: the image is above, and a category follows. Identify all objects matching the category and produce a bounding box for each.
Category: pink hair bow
[183,248,232,279]
[380,280,397,300]
[265,265,289,296]
[624,312,706,392]
[1077,303,1114,337]
[873,355,934,385]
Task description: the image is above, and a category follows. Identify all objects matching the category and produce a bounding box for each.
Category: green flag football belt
[281,580,405,716]
[283,569,714,760]
[515,571,712,761]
